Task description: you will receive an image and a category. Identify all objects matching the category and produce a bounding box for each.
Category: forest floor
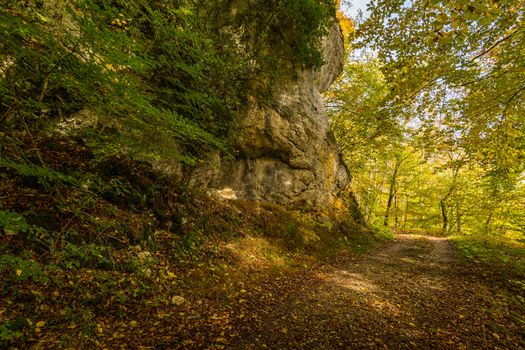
[91,233,524,350]
[198,233,524,350]
[3,231,525,349]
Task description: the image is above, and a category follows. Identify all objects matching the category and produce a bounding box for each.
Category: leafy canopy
[356,0,524,179]
[328,0,524,238]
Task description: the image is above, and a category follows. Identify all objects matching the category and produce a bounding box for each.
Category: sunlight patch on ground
[400,257,419,264]
[368,298,403,317]
[322,270,377,293]
[317,269,404,317]
[225,236,287,269]
[419,277,447,292]
[426,236,449,242]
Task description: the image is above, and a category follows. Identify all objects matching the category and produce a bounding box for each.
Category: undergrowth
[451,234,525,316]
[0,132,374,348]
[451,235,525,279]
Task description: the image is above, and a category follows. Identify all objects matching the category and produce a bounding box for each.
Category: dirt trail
[209,234,523,349]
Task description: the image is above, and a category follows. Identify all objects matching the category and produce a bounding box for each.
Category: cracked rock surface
[195,24,351,206]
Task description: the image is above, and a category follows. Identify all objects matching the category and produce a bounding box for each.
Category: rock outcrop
[194,23,352,207]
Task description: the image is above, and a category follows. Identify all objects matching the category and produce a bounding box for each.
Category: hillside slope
[0,1,367,347]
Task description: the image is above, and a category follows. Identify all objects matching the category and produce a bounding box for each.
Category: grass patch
[451,234,525,344]
[451,234,525,304]
[451,235,525,274]
[370,224,395,240]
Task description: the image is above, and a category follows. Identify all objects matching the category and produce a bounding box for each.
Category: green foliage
[0,160,79,189]
[0,211,29,235]
[331,1,524,239]
[285,222,300,240]
[56,242,117,270]
[356,0,524,180]
[0,322,24,348]
[249,0,336,69]
[326,57,401,170]
[0,254,49,284]
[0,0,241,164]
[175,230,202,261]
[208,0,336,88]
[452,235,525,276]
[341,137,524,239]
[370,224,394,240]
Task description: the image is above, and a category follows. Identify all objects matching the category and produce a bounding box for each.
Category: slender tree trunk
[456,203,462,234]
[384,157,402,227]
[403,192,409,229]
[365,168,375,222]
[384,182,396,226]
[483,212,493,245]
[440,200,448,233]
[440,160,461,234]
[394,193,399,228]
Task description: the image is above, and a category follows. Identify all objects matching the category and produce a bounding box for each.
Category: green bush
[57,242,117,270]
[370,224,394,240]
[228,0,336,70]
[0,322,24,348]
[0,0,241,163]
[0,254,49,284]
[0,160,79,189]
[0,211,29,236]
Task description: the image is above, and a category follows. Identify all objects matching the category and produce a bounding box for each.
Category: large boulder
[193,23,352,207]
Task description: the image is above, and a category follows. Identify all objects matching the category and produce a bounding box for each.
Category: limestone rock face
[196,23,351,206]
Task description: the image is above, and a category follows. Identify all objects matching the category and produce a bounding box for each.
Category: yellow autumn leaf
[36,321,45,328]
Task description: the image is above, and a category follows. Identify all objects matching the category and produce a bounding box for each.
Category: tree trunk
[483,212,493,245]
[456,203,462,234]
[365,169,374,222]
[440,199,448,233]
[403,192,409,229]
[394,193,399,228]
[384,157,403,227]
[440,158,461,235]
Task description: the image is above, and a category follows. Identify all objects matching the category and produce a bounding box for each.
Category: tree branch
[468,27,519,64]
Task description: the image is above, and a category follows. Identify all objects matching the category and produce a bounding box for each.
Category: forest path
[212,234,523,349]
